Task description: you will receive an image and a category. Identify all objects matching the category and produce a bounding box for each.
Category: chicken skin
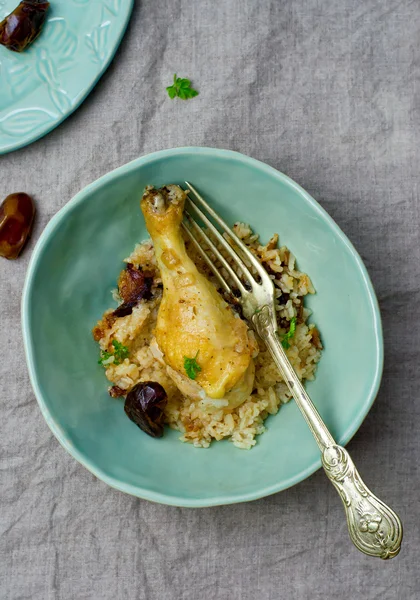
[141,185,255,408]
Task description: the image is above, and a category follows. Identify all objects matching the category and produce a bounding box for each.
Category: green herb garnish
[98,339,130,366]
[166,73,199,100]
[184,351,202,380]
[111,340,130,364]
[98,350,113,365]
[281,317,297,349]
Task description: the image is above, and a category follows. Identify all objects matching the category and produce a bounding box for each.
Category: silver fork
[182,181,403,560]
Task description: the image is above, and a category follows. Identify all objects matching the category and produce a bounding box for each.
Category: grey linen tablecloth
[1,0,419,598]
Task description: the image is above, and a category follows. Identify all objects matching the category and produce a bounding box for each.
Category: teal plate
[0,0,133,154]
[22,148,383,507]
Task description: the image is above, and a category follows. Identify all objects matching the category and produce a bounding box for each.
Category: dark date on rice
[124,382,167,438]
[113,263,154,317]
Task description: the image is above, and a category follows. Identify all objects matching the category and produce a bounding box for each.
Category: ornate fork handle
[322,445,402,558]
[253,306,403,559]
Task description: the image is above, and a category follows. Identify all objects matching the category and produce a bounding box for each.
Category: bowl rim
[21,146,384,507]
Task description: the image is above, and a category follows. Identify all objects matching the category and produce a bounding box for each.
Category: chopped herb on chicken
[184,351,202,380]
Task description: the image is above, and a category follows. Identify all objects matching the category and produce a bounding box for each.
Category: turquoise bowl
[22,148,383,507]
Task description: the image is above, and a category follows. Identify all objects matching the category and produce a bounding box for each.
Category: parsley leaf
[184,351,202,380]
[98,340,130,367]
[281,317,297,350]
[98,350,113,365]
[112,340,130,365]
[166,73,199,100]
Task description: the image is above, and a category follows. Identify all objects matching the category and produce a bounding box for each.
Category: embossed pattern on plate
[0,0,134,154]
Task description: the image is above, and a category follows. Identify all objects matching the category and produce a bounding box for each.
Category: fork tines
[182,182,272,298]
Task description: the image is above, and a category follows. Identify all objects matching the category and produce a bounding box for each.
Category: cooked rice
[93,223,322,449]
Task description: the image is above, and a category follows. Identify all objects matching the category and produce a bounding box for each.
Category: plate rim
[21,146,384,507]
[0,0,134,155]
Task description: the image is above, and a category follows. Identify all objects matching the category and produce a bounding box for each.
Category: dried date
[113,264,153,317]
[124,382,167,438]
[0,193,35,259]
[0,0,50,52]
